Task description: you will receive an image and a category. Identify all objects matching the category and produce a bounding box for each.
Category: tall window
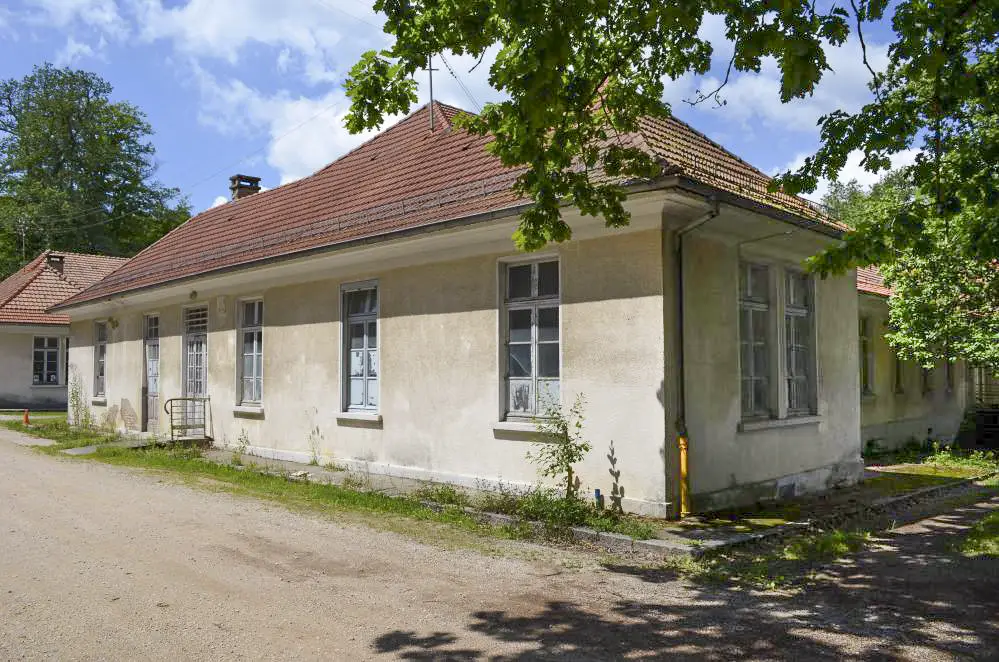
[504,259,560,417]
[32,337,60,385]
[343,285,378,411]
[859,317,874,395]
[784,270,815,414]
[239,301,263,404]
[94,322,107,397]
[894,355,905,394]
[739,263,771,418]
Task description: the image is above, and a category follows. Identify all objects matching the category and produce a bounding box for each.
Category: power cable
[438,52,482,113]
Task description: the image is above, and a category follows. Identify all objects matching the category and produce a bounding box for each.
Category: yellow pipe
[678,435,690,517]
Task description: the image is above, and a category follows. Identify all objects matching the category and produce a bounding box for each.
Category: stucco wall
[681,233,862,511]
[858,294,970,450]
[68,228,672,514]
[0,328,68,409]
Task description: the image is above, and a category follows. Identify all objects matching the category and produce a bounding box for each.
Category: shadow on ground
[373,501,999,660]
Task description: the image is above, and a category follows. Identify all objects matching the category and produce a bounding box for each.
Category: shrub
[527,393,591,499]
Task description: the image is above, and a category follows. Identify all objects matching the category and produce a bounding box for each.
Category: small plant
[341,472,370,491]
[414,483,470,508]
[476,483,522,515]
[232,428,250,466]
[68,370,94,429]
[528,393,591,499]
[307,425,323,466]
[323,460,347,472]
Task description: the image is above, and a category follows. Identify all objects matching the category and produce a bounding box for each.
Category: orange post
[678,435,690,517]
[22,409,29,425]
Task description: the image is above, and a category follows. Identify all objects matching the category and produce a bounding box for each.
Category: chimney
[46,254,65,273]
[229,174,261,200]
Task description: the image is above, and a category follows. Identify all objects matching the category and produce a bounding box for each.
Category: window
[784,270,814,415]
[922,366,934,395]
[739,263,771,418]
[504,259,560,417]
[343,285,378,411]
[32,337,60,385]
[859,317,874,395]
[239,301,263,404]
[739,262,817,421]
[894,355,905,394]
[94,322,107,397]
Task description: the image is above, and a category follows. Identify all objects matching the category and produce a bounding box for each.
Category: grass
[958,510,999,557]
[1,418,118,453]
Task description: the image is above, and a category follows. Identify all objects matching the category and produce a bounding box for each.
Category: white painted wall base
[231,443,673,518]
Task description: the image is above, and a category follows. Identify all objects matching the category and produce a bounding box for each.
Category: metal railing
[163,397,213,442]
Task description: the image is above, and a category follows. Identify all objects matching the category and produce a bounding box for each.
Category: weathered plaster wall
[858,294,970,450]
[68,228,672,514]
[0,328,67,409]
[681,233,862,511]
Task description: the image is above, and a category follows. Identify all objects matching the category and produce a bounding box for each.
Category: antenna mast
[428,53,438,131]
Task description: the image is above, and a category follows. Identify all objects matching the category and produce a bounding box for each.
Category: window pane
[243,355,254,380]
[752,309,768,339]
[366,350,378,378]
[538,307,559,342]
[741,263,769,302]
[508,344,531,377]
[538,343,559,377]
[507,265,531,299]
[508,309,531,343]
[787,272,810,308]
[366,379,378,407]
[349,323,365,350]
[537,261,559,297]
[349,350,364,377]
[537,379,560,409]
[508,379,532,413]
[243,331,257,356]
[347,289,376,315]
[349,378,365,406]
[33,338,44,349]
[741,379,753,416]
[754,344,768,375]
[367,321,377,349]
[754,379,769,414]
[243,378,255,402]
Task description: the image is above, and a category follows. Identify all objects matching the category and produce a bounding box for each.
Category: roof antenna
[427,53,438,131]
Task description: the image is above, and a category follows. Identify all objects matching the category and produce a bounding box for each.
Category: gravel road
[1,428,997,661]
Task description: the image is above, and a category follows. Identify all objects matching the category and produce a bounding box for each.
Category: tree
[822,170,999,370]
[344,0,996,259]
[0,64,189,278]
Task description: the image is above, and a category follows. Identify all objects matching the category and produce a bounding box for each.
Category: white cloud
[778,148,920,202]
[133,0,387,85]
[26,0,127,38]
[53,35,100,65]
[669,16,887,133]
[210,195,228,208]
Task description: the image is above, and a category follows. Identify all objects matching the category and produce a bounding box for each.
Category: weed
[476,484,523,516]
[67,369,94,429]
[341,472,370,491]
[414,483,470,508]
[307,425,323,466]
[0,418,116,453]
[783,530,870,562]
[528,393,591,499]
[958,511,999,557]
[323,460,347,472]
[232,429,250,466]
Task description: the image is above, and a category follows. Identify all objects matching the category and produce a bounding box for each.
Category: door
[183,307,209,435]
[142,315,160,432]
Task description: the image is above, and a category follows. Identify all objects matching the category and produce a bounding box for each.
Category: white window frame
[501,257,561,420]
[32,336,61,386]
[94,321,108,397]
[238,299,264,405]
[739,263,772,419]
[341,281,379,413]
[738,260,818,423]
[859,316,874,395]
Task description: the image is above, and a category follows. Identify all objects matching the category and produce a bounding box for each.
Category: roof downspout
[673,196,719,518]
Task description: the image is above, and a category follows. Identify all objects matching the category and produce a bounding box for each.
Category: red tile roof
[0,251,128,326]
[857,266,892,297]
[57,102,843,309]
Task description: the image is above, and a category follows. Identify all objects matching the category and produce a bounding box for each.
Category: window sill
[233,404,264,418]
[738,415,822,433]
[492,420,539,434]
[337,411,382,424]
[91,397,107,406]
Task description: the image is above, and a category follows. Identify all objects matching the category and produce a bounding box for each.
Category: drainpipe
[673,197,720,517]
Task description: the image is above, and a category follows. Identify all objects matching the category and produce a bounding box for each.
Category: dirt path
[1,429,997,661]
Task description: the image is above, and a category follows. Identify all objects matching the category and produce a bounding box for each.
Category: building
[0,251,127,410]
[53,103,865,516]
[856,266,975,450]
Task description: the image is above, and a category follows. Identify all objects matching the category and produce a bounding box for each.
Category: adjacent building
[0,251,127,409]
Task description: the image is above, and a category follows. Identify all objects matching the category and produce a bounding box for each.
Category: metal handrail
[163,396,213,442]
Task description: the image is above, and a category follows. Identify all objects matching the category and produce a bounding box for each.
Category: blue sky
[0,1,913,214]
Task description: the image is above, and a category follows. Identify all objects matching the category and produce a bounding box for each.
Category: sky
[0,0,916,214]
